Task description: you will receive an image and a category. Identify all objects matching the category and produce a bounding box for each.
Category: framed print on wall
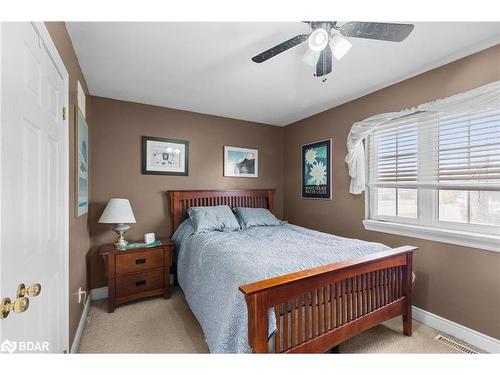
[76,108,89,216]
[142,136,189,176]
[224,146,258,178]
[302,139,332,199]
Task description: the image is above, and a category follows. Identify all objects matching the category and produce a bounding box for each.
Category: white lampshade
[98,198,136,224]
[330,35,352,61]
[302,48,321,67]
[307,28,329,52]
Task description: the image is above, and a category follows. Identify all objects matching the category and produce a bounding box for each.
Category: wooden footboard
[239,246,417,353]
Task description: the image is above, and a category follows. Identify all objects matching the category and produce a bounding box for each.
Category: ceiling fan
[252,21,414,79]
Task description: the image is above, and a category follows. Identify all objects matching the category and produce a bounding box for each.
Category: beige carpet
[78,287,480,354]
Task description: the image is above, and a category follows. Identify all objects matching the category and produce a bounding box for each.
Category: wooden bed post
[267,190,274,212]
[245,292,269,353]
[402,251,413,336]
[170,191,181,233]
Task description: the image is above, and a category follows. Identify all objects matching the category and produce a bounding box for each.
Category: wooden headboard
[168,189,275,232]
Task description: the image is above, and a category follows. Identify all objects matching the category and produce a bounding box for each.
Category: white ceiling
[66,22,499,126]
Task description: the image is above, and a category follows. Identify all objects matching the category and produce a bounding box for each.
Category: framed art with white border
[224,146,258,178]
[142,136,189,176]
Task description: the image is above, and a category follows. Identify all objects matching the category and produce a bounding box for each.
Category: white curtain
[345,80,500,194]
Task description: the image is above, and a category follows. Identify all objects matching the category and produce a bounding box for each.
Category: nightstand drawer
[115,269,164,297]
[115,248,164,275]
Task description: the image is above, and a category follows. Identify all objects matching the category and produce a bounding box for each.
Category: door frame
[0,22,70,352]
[33,21,70,353]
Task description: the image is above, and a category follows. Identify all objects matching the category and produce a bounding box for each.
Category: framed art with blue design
[302,139,332,199]
[76,107,89,216]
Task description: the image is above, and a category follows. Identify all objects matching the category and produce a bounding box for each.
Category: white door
[0,22,69,353]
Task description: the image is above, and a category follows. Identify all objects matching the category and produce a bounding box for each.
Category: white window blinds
[368,109,500,191]
[438,110,500,185]
[347,81,499,194]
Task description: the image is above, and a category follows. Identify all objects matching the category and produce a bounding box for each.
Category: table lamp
[98,198,136,248]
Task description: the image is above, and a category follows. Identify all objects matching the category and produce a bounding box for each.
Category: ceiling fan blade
[315,45,333,77]
[340,22,414,42]
[252,34,308,63]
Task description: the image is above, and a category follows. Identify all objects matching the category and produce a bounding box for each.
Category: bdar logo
[0,339,17,353]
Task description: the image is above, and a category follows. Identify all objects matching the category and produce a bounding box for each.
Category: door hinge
[62,107,67,121]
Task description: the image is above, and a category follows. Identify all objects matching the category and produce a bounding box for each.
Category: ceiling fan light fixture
[302,48,321,67]
[307,28,329,52]
[330,34,352,60]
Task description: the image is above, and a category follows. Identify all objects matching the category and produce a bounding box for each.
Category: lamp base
[112,223,131,249]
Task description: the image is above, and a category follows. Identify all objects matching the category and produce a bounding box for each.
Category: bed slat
[329,284,334,330]
[318,287,324,334]
[283,301,289,350]
[305,292,311,341]
[298,295,304,344]
[274,305,281,353]
[312,289,318,337]
[291,298,297,348]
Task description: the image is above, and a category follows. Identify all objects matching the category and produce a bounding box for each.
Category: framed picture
[76,108,89,216]
[142,136,189,176]
[224,146,258,178]
[302,139,332,199]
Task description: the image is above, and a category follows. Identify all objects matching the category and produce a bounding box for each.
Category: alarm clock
[144,233,155,244]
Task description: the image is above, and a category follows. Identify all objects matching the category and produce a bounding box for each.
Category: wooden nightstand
[100,239,173,313]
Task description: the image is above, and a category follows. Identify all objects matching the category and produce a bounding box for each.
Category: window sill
[363,219,500,253]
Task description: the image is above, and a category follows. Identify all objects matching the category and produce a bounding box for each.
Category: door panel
[1,22,68,353]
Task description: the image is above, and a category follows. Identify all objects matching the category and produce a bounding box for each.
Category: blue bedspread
[173,222,389,353]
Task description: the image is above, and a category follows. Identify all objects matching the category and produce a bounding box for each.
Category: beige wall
[88,97,284,289]
[45,22,91,346]
[283,45,500,339]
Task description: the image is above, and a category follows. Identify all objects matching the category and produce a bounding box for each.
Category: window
[365,108,500,250]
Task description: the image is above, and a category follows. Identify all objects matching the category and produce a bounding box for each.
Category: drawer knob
[135,258,146,265]
[136,280,146,287]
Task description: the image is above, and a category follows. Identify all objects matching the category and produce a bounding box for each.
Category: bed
[169,189,416,353]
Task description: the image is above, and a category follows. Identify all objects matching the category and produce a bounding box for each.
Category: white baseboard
[90,286,108,300]
[412,306,500,353]
[69,288,106,353]
[70,295,91,353]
